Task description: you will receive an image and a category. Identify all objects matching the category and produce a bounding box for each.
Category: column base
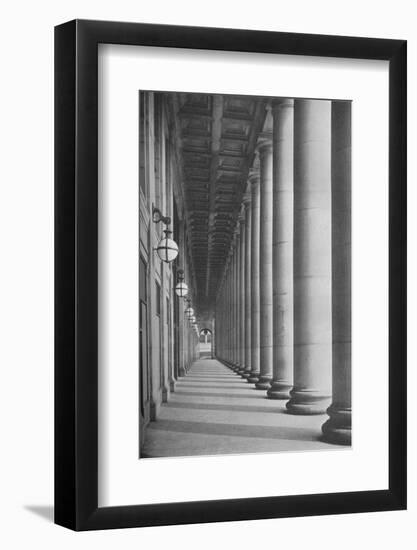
[162,385,169,403]
[321,405,351,445]
[267,381,292,400]
[247,373,260,384]
[241,371,251,379]
[150,400,160,421]
[286,388,331,415]
[222,360,234,370]
[255,375,272,390]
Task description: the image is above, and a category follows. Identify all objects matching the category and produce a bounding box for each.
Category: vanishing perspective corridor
[138,91,352,454]
[142,359,334,458]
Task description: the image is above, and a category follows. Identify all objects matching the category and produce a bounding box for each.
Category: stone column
[287,99,332,414]
[178,299,185,377]
[180,299,187,377]
[268,99,294,399]
[216,295,221,360]
[223,282,226,361]
[235,230,241,370]
[322,101,352,444]
[232,239,239,369]
[215,298,219,359]
[224,265,229,363]
[237,209,246,375]
[183,308,188,373]
[242,188,252,378]
[230,243,235,367]
[226,250,232,366]
[248,168,260,384]
[235,230,241,369]
[226,255,232,365]
[256,136,273,390]
[222,267,226,362]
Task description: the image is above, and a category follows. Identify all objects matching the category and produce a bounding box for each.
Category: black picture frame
[54,19,407,531]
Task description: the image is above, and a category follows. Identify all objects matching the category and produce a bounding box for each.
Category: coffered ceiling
[172,92,267,314]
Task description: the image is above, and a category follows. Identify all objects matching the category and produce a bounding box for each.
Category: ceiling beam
[204,95,224,298]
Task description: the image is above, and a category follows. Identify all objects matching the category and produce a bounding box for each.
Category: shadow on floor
[166,400,283,415]
[24,505,54,523]
[177,383,248,389]
[175,390,264,399]
[181,376,242,388]
[148,418,328,442]
[183,375,236,379]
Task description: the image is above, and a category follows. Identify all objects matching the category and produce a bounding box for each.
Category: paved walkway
[141,358,336,458]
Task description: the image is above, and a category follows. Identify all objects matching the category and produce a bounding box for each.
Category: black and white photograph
[0,0,411,543]
[138,90,351,458]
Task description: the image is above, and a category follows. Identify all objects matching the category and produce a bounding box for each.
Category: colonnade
[181,315,200,375]
[215,98,351,445]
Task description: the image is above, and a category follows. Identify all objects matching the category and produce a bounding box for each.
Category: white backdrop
[99,45,389,506]
[0,1,415,548]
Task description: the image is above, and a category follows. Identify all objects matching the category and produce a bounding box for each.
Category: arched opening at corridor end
[199,328,213,359]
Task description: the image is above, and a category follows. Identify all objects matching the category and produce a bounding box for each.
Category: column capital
[248,168,260,186]
[256,132,273,155]
[232,225,240,245]
[225,250,232,271]
[242,189,252,206]
[271,97,294,111]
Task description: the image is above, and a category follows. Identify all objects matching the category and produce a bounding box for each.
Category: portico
[139,91,352,456]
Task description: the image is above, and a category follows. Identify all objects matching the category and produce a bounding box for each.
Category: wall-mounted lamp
[184,298,194,319]
[152,206,179,263]
[175,269,188,298]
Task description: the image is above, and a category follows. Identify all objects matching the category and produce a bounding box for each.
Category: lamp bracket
[152,206,171,226]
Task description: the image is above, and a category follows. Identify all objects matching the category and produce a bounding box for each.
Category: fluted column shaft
[248,171,260,383]
[243,193,252,378]
[268,99,294,399]
[287,99,332,414]
[256,138,273,390]
[322,101,352,444]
